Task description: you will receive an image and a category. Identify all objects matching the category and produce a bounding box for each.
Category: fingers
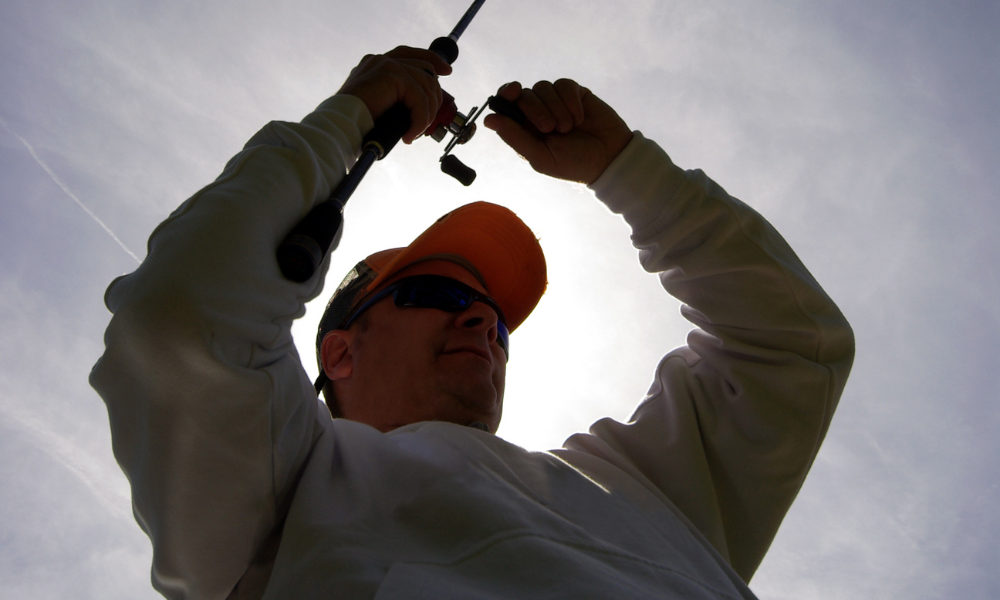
[495,81,522,101]
[553,79,586,128]
[484,106,543,163]
[483,81,534,151]
[391,57,445,143]
[486,78,633,184]
[483,78,583,164]
[484,79,585,131]
[512,79,586,133]
[338,46,452,143]
[384,46,452,76]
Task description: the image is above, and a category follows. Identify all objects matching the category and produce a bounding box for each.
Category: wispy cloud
[0,400,131,522]
[1,1,998,598]
[0,115,141,264]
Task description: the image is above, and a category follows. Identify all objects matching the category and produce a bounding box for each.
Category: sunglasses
[341,274,510,359]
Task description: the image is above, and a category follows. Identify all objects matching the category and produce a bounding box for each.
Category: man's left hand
[484,79,633,185]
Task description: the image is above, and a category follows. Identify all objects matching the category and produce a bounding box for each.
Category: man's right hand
[337,46,453,145]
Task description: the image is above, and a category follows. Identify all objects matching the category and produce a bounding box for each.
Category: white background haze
[1,0,997,597]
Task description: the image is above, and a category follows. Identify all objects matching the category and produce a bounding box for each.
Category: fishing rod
[276,0,525,283]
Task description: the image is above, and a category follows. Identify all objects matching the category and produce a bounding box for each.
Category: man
[311,201,547,434]
[91,46,854,599]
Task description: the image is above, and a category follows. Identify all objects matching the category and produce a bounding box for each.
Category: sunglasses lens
[396,278,510,359]
[397,282,473,309]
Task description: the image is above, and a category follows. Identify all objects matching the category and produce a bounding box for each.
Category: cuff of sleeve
[588,131,688,234]
[313,94,375,137]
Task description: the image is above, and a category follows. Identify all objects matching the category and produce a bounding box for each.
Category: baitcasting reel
[423,90,524,186]
[276,0,524,283]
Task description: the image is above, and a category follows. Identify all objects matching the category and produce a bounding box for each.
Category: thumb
[484,113,546,165]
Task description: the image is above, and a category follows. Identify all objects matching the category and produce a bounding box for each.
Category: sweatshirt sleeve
[89,95,374,599]
[564,133,855,581]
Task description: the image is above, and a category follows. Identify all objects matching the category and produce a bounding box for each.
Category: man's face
[324,260,507,433]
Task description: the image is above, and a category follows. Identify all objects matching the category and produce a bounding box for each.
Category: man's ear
[321,330,355,381]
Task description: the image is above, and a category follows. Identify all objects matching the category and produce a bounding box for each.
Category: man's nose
[455,301,499,344]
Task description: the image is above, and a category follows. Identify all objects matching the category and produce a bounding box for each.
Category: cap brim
[362,202,546,332]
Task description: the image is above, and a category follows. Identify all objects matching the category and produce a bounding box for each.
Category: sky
[1,0,998,598]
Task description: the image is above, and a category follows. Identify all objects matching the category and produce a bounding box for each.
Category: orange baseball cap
[314,201,547,390]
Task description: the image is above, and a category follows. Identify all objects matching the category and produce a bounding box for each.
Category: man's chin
[453,390,502,431]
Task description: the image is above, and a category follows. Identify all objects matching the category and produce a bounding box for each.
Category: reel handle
[487,95,526,125]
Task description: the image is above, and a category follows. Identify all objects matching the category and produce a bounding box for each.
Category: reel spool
[424,92,525,186]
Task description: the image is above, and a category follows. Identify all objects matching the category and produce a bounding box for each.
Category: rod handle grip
[276,200,344,282]
[363,104,411,159]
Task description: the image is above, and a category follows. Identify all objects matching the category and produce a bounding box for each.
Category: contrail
[0,399,132,522]
[0,116,141,264]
